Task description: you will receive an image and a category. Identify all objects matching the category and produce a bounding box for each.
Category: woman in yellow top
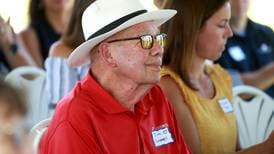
[157,0,274,153]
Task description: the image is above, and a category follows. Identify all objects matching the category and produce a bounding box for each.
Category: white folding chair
[30,118,51,154]
[233,85,274,148]
[5,66,50,128]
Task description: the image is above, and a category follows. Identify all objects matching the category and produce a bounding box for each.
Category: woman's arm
[236,131,274,154]
[158,76,202,154]
[240,62,274,91]
[0,17,36,68]
[19,27,43,67]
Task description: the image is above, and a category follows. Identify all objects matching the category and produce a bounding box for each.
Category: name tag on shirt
[152,124,174,147]
[228,46,246,61]
[218,98,233,113]
[259,43,271,54]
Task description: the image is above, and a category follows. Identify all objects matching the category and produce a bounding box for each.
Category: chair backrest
[30,118,50,154]
[233,85,274,148]
[5,66,50,128]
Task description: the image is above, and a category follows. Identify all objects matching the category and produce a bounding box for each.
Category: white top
[45,57,89,108]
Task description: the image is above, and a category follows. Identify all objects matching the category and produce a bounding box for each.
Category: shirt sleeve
[44,121,103,154]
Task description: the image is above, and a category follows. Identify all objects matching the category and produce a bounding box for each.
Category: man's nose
[150,41,164,56]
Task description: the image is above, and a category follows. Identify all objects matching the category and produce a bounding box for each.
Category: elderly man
[39,0,190,153]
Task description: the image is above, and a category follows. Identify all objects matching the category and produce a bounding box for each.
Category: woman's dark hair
[161,0,229,89]
[62,0,95,48]
[29,0,45,23]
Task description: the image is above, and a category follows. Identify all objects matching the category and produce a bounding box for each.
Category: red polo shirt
[40,71,191,154]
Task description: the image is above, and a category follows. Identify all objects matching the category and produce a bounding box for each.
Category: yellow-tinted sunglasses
[107,33,167,49]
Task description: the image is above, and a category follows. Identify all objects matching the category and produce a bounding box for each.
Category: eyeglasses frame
[107,33,167,49]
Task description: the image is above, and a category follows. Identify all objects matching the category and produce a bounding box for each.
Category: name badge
[259,43,271,54]
[228,46,246,61]
[218,98,233,113]
[152,124,174,147]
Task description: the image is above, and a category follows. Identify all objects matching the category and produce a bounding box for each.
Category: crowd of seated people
[0,0,273,153]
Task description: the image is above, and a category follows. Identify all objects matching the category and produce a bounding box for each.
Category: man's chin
[142,78,160,85]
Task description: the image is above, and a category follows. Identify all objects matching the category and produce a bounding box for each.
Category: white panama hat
[68,0,177,67]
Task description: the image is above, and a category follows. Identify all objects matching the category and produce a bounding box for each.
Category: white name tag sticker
[218,98,233,113]
[260,43,271,53]
[228,46,246,61]
[152,124,174,147]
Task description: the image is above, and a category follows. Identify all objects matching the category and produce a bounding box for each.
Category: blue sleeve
[45,57,79,107]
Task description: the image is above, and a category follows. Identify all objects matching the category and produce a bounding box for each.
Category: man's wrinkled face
[107,22,164,85]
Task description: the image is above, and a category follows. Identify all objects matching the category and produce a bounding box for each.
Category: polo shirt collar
[135,92,154,115]
[80,70,154,115]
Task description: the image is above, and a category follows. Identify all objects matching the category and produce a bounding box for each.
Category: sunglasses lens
[156,34,166,48]
[141,35,153,49]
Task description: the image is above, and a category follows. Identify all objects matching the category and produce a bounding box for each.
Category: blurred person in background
[216,0,274,98]
[0,15,35,78]
[45,0,94,111]
[0,80,29,154]
[20,0,74,68]
[154,0,169,9]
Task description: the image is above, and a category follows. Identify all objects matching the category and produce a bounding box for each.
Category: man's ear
[98,42,117,67]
